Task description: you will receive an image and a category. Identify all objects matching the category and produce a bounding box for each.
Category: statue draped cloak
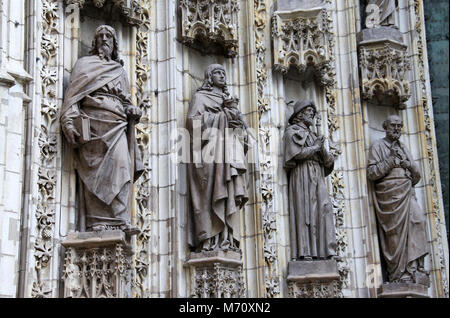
[368,138,428,282]
[60,55,144,229]
[186,90,249,248]
[284,122,337,259]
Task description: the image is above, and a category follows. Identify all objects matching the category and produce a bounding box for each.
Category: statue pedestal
[185,250,246,298]
[287,260,341,298]
[379,283,429,298]
[61,230,133,298]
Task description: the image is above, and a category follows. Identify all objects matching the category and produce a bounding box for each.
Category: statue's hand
[64,126,80,147]
[126,107,142,122]
[313,136,324,150]
[400,159,411,170]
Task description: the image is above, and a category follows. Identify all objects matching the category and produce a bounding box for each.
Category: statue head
[198,64,230,96]
[289,100,317,126]
[383,114,403,142]
[89,25,121,64]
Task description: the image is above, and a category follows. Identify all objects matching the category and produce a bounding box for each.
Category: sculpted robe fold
[368,138,428,282]
[186,90,249,248]
[61,55,144,229]
[284,122,336,259]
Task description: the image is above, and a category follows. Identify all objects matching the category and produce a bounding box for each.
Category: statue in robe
[284,100,337,260]
[186,64,249,252]
[60,25,144,233]
[366,0,396,28]
[368,115,429,284]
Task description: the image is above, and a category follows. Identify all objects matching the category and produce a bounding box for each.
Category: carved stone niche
[358,27,411,109]
[185,250,246,298]
[379,283,430,298]
[272,5,335,87]
[66,0,144,26]
[62,231,133,298]
[178,0,239,58]
[287,260,341,298]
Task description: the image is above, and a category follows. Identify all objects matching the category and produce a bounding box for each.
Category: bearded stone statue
[60,25,144,233]
[368,115,429,285]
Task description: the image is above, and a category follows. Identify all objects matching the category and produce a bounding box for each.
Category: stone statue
[368,115,429,285]
[366,0,396,28]
[284,100,337,260]
[60,25,144,233]
[186,64,249,252]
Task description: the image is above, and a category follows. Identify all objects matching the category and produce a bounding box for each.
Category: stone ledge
[379,283,430,298]
[287,260,340,283]
[358,26,405,47]
[0,67,15,88]
[61,230,129,249]
[185,250,242,267]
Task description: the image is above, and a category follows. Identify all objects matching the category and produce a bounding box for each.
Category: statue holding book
[60,25,144,233]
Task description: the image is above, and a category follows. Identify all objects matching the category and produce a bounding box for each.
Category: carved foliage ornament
[253,0,281,297]
[413,0,448,297]
[192,264,245,298]
[63,244,132,298]
[133,0,152,298]
[179,0,239,57]
[272,8,335,87]
[32,0,60,298]
[359,41,410,109]
[288,281,341,298]
[65,0,144,26]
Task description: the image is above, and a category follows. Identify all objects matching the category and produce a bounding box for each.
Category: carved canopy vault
[272,7,335,86]
[178,0,239,58]
[66,0,144,25]
[358,28,411,109]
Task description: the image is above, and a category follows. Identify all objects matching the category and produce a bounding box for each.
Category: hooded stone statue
[60,25,144,232]
[284,100,337,260]
[368,115,429,285]
[186,64,249,252]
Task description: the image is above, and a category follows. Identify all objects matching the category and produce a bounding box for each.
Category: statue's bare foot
[201,239,210,251]
[220,239,230,251]
[92,225,106,232]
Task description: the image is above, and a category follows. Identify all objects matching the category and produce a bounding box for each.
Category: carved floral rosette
[62,234,133,298]
[179,0,239,57]
[359,40,411,109]
[272,7,335,87]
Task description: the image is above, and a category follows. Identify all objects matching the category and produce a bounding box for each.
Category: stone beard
[368,115,429,285]
[284,100,337,260]
[186,64,249,252]
[60,25,144,232]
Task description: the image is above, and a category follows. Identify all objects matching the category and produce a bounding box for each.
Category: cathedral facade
[0,0,448,298]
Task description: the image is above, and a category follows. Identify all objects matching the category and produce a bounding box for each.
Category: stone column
[185,250,246,298]
[62,230,133,298]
